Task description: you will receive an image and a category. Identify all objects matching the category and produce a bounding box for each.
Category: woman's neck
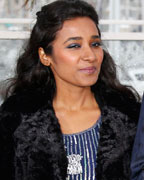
[53,85,97,111]
[52,84,100,134]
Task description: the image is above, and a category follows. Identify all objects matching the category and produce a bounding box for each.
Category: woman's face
[45,17,104,88]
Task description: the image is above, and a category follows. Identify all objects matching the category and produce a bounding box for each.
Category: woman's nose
[81,46,96,62]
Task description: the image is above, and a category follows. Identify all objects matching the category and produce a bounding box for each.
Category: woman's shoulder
[0,90,52,140]
[96,91,141,180]
[100,89,141,121]
[94,82,141,117]
[0,89,50,114]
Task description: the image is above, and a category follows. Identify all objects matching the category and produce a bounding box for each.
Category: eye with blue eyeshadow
[91,42,102,47]
[66,41,102,49]
[66,43,81,49]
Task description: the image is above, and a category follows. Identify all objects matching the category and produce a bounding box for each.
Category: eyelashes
[66,42,102,49]
[67,43,81,49]
[91,42,102,47]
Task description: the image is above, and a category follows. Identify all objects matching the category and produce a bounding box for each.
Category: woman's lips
[79,66,96,74]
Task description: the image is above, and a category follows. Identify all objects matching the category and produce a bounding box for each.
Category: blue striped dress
[63,117,101,180]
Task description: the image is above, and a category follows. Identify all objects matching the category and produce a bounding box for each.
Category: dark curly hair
[5,0,140,102]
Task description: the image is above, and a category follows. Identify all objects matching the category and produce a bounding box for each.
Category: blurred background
[0,0,144,104]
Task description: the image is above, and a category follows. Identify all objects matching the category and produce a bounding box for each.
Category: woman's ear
[38,47,51,66]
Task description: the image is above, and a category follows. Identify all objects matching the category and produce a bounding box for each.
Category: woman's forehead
[55,17,99,41]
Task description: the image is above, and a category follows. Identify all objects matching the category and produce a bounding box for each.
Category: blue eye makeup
[91,42,102,47]
[66,43,81,49]
[66,41,102,49]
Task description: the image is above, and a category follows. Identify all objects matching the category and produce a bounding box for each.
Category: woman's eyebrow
[91,35,100,39]
[63,37,82,44]
[63,35,100,44]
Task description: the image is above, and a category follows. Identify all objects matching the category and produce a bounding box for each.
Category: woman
[0,0,140,179]
[131,95,144,180]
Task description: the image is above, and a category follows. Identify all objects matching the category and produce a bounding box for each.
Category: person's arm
[131,95,144,180]
[0,102,21,179]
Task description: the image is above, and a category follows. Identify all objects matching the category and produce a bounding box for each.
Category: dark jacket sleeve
[0,101,21,180]
[131,95,144,180]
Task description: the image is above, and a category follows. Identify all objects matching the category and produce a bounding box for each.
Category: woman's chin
[78,78,98,87]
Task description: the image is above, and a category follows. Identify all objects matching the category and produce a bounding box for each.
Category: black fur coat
[0,89,140,180]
